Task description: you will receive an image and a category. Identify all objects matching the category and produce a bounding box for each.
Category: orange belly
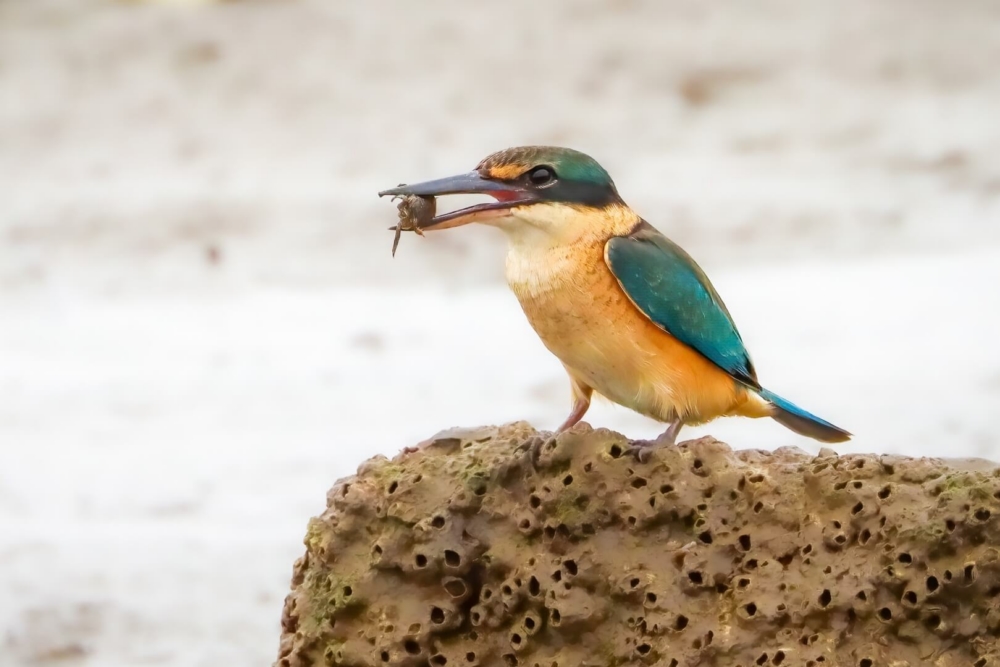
[506,238,766,425]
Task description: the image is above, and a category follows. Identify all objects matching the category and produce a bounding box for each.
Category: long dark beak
[378,171,535,230]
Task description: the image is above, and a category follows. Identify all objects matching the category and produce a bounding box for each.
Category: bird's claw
[628,440,657,463]
[512,436,547,472]
[627,423,682,461]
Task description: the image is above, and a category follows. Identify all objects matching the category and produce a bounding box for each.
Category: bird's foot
[627,440,657,463]
[626,421,683,462]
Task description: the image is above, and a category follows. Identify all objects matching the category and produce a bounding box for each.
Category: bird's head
[379,146,628,244]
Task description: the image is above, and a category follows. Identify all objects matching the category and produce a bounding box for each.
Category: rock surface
[276,423,1000,667]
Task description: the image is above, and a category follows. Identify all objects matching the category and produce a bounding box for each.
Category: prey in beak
[378,170,538,234]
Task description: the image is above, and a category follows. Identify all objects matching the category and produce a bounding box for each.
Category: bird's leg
[657,419,683,446]
[555,376,592,434]
[556,400,589,433]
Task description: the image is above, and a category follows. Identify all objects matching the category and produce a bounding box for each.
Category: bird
[379,146,850,446]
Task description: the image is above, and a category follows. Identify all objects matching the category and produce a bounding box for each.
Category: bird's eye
[527,166,556,186]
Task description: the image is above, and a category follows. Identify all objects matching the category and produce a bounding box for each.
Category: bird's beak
[378,171,536,231]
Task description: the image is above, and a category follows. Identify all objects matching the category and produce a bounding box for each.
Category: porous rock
[276,422,1000,667]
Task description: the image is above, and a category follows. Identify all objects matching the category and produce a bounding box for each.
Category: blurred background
[2,0,999,664]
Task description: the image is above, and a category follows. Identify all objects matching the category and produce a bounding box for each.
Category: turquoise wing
[604,221,759,388]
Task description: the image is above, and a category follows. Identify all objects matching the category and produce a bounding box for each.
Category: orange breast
[506,237,758,425]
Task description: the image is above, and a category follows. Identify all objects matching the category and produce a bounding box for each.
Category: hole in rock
[445,579,466,598]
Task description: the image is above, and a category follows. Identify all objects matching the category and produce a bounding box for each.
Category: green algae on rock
[276,423,1000,667]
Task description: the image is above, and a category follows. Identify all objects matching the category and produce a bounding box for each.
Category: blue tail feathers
[757,388,851,444]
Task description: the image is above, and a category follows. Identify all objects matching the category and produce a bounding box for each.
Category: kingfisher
[379,146,850,445]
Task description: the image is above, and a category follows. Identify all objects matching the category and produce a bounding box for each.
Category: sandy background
[2,0,1000,665]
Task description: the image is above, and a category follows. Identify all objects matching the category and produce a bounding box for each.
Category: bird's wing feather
[604,220,759,388]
